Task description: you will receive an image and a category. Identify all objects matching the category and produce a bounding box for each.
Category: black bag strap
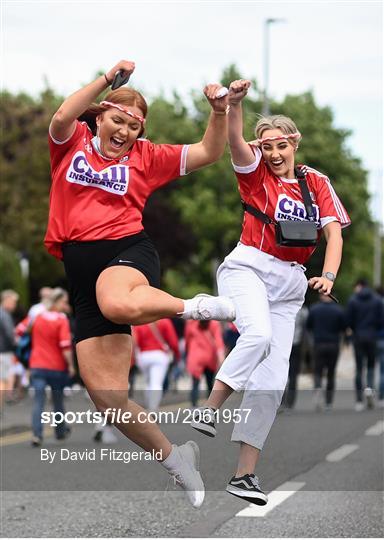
[295,167,315,220]
[242,166,316,223]
[241,200,275,225]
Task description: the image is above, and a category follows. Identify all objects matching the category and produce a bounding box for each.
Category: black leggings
[191,369,215,407]
[314,343,339,405]
[353,339,376,402]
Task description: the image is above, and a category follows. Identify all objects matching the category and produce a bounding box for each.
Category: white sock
[179,299,194,318]
[161,445,181,471]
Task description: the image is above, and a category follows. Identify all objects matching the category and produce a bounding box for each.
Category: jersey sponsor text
[66,151,129,195]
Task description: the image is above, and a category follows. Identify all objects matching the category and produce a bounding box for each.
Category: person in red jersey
[45,59,236,508]
[133,319,180,411]
[191,79,350,506]
[16,288,75,447]
[185,320,225,408]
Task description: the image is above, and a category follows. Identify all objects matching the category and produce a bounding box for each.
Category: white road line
[365,421,384,436]
[326,444,359,462]
[236,482,306,517]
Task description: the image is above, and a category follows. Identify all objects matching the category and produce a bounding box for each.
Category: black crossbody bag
[242,167,318,247]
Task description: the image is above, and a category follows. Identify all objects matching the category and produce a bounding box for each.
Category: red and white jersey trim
[180,145,189,176]
[232,148,262,174]
[49,123,78,145]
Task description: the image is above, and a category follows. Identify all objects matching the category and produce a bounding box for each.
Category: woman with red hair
[45,58,235,507]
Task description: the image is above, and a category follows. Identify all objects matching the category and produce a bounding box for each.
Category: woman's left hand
[204,83,229,113]
[308,276,334,295]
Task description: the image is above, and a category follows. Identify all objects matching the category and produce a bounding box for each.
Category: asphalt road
[1,390,383,538]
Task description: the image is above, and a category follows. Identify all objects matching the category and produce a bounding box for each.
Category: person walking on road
[284,305,308,409]
[0,290,19,411]
[190,79,350,506]
[347,279,384,410]
[44,58,236,507]
[375,286,384,407]
[185,320,225,408]
[28,287,53,319]
[16,288,75,446]
[306,293,346,411]
[133,319,180,412]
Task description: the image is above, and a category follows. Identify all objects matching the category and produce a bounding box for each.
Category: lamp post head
[266,17,286,25]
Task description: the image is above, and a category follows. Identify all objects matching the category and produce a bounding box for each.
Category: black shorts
[62,232,160,343]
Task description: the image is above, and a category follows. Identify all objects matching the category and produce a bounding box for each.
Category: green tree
[0,244,28,306]
[0,68,379,303]
[0,89,65,297]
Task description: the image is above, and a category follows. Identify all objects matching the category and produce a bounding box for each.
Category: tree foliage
[1,68,381,305]
[0,244,28,306]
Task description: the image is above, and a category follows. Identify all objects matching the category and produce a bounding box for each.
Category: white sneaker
[102,425,118,444]
[364,387,375,409]
[354,402,364,412]
[181,294,235,322]
[166,441,205,508]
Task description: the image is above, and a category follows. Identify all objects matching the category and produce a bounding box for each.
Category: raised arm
[49,60,135,142]
[227,79,256,167]
[185,84,228,173]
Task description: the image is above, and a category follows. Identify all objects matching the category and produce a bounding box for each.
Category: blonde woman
[191,79,350,505]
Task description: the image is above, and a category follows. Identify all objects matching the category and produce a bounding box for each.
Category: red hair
[79,88,148,135]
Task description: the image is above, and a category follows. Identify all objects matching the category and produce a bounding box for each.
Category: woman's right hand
[105,60,136,85]
[228,79,251,105]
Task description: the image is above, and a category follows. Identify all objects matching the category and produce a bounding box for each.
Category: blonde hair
[47,287,68,309]
[0,289,19,303]
[255,115,301,146]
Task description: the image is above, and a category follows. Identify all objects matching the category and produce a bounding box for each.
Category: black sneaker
[190,407,217,437]
[226,474,268,505]
[56,427,71,440]
[93,429,103,442]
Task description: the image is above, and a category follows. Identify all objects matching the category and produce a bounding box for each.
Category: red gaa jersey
[133,319,180,359]
[45,121,189,259]
[234,146,351,264]
[17,312,72,371]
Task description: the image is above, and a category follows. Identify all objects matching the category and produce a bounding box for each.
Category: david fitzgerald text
[40,448,163,464]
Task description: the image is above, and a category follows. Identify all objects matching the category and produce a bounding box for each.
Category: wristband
[213,105,230,116]
[104,74,112,85]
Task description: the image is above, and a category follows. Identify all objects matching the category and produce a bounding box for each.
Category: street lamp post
[262,18,286,116]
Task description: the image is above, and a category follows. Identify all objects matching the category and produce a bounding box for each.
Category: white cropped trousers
[136,350,171,412]
[216,243,307,450]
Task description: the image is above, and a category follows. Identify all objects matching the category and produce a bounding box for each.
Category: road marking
[326,444,359,462]
[0,427,53,447]
[0,401,191,447]
[365,420,384,436]
[236,482,306,517]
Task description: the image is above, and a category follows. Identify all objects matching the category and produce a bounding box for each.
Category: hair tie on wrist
[213,105,230,116]
[104,74,112,85]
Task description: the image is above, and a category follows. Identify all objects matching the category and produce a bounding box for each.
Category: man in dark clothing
[307,294,346,410]
[0,290,19,410]
[347,279,384,410]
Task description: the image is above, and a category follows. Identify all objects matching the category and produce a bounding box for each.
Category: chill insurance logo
[66,151,129,195]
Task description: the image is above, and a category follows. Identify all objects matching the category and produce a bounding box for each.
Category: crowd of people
[1,60,383,508]
[1,279,383,421]
[283,279,384,412]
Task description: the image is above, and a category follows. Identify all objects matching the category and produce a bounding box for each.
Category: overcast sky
[2,0,383,219]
